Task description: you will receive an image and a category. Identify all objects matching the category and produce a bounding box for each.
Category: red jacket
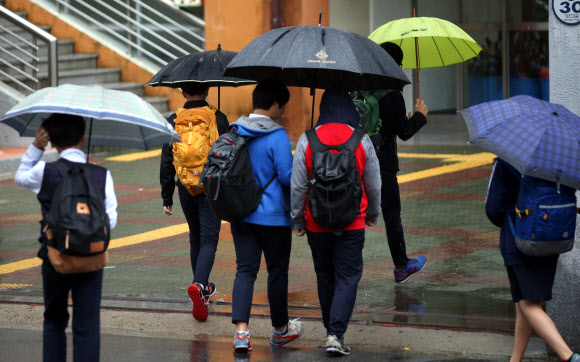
[303,123,369,232]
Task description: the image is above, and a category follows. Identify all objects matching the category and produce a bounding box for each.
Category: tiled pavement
[0,144,515,332]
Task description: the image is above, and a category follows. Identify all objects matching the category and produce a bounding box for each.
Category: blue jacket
[485,159,558,266]
[231,115,293,227]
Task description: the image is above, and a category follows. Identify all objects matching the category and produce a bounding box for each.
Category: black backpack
[44,161,110,256]
[305,128,365,229]
[200,126,275,222]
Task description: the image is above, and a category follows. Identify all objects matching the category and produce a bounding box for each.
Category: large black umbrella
[146,44,256,109]
[223,25,410,126]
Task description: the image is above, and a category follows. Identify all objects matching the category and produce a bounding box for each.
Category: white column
[547,1,580,351]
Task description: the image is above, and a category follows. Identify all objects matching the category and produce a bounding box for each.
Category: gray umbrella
[223,24,410,126]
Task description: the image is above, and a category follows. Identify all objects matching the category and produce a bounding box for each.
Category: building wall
[205,0,329,142]
[329,0,369,35]
[546,2,580,350]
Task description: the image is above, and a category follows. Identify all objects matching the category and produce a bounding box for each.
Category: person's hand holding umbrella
[32,126,50,150]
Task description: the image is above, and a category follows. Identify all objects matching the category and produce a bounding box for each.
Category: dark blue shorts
[506,262,558,302]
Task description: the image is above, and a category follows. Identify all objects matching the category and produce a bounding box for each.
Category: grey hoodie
[291,126,382,230]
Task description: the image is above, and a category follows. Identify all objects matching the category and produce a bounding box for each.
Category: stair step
[99,81,146,96]
[0,8,170,116]
[0,11,27,25]
[58,67,122,85]
[0,24,52,38]
[0,39,75,58]
[0,53,98,75]
[1,67,122,89]
[142,96,169,113]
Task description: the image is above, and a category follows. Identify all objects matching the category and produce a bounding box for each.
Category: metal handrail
[52,0,205,67]
[0,6,58,94]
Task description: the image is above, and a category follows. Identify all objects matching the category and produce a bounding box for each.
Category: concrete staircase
[0,8,170,116]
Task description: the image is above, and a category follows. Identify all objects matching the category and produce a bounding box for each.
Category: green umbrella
[369,16,482,98]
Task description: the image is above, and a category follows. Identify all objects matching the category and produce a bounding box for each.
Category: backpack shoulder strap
[305,128,328,153]
[261,174,277,191]
[52,159,70,178]
[343,129,365,152]
[306,128,364,153]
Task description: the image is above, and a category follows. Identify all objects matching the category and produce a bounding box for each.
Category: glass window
[462,0,502,23]
[415,0,458,113]
[509,30,549,100]
[464,30,503,107]
[510,0,549,22]
[417,0,457,21]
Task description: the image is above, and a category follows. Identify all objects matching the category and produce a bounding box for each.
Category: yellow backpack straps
[172,106,218,196]
[206,105,219,146]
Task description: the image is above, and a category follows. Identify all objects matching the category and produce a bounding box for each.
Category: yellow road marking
[105,149,161,162]
[0,221,230,275]
[108,149,295,161]
[0,259,42,275]
[397,152,495,184]
[1,153,494,275]
[0,283,34,289]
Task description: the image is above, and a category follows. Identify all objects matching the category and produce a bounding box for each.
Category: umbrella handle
[86,118,93,163]
[413,7,421,100]
[415,37,420,100]
[310,88,316,129]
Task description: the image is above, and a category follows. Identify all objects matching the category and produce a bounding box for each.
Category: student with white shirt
[15,113,118,362]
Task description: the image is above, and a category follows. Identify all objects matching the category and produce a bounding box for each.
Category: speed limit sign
[553,0,580,25]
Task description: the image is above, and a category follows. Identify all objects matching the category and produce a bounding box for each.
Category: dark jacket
[377,91,427,171]
[160,100,229,206]
[485,159,558,266]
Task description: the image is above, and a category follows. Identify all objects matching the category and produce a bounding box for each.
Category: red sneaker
[187,283,208,321]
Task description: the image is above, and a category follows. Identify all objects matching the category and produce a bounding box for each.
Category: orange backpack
[172,106,219,196]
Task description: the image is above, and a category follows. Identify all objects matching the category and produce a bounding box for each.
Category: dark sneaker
[325,335,351,356]
[233,331,252,351]
[187,283,208,321]
[269,318,304,346]
[203,282,217,302]
[394,255,426,284]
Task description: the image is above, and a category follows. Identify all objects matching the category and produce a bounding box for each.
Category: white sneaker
[326,335,351,356]
[269,318,304,346]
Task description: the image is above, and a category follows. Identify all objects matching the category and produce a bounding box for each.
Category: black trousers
[230,222,292,328]
[380,169,409,267]
[42,259,103,362]
[307,229,365,339]
[177,182,221,286]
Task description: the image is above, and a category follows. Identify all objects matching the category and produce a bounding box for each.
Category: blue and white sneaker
[233,331,252,351]
[269,318,303,346]
[394,256,426,283]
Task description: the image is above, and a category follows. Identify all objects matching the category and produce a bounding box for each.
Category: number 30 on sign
[553,0,580,25]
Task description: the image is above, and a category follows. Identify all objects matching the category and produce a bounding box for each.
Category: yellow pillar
[205,0,329,142]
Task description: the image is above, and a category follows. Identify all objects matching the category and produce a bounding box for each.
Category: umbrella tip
[218,44,221,51]
[319,10,322,26]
